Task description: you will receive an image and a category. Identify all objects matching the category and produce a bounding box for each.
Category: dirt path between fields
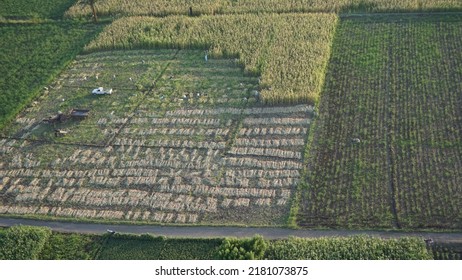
[1,217,461,243]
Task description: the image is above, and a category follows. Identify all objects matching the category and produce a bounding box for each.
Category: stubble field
[0,49,312,226]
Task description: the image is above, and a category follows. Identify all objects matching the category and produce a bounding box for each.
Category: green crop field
[98,234,222,260]
[267,236,432,260]
[4,225,451,260]
[0,22,101,130]
[65,0,462,19]
[1,0,462,263]
[85,14,338,104]
[0,0,76,19]
[298,14,462,229]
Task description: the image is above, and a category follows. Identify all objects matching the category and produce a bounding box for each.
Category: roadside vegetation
[0,0,461,259]
[0,225,101,260]
[0,225,51,259]
[3,226,456,260]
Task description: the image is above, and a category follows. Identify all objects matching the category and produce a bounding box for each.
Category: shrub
[0,225,52,260]
[216,235,268,260]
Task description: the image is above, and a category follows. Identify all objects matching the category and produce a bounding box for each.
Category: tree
[0,225,52,260]
[78,0,98,23]
[216,235,268,260]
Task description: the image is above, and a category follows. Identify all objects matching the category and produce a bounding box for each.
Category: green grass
[298,14,462,230]
[0,225,51,260]
[267,236,432,260]
[40,232,103,260]
[65,0,462,19]
[0,0,77,19]
[0,22,102,131]
[2,226,458,260]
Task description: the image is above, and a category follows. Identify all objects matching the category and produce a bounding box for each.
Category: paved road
[1,217,461,243]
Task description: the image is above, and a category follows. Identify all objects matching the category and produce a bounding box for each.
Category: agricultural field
[267,236,432,260]
[0,0,76,20]
[0,49,312,226]
[298,15,462,229]
[0,22,101,130]
[430,242,462,260]
[85,13,338,104]
[0,225,101,260]
[1,0,461,240]
[2,226,443,260]
[99,234,222,260]
[65,0,462,19]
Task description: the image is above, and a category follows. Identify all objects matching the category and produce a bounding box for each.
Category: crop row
[7,183,289,205]
[120,139,227,150]
[116,128,230,137]
[224,157,302,170]
[243,118,310,126]
[65,0,462,19]
[239,127,308,137]
[100,117,231,127]
[2,170,299,192]
[298,15,462,229]
[165,104,313,117]
[229,147,302,160]
[0,204,201,224]
[0,168,300,182]
[234,138,305,148]
[225,169,300,179]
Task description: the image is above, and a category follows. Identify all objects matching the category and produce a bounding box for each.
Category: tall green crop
[84,14,338,104]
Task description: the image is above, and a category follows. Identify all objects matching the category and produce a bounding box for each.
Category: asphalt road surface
[1,217,461,243]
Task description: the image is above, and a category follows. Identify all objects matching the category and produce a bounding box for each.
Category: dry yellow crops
[85,14,338,104]
[66,0,462,18]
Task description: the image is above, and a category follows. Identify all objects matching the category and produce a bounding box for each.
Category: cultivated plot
[0,22,101,129]
[65,0,462,19]
[85,13,338,104]
[298,15,462,230]
[0,50,313,226]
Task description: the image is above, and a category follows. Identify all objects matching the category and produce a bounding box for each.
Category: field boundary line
[385,31,401,229]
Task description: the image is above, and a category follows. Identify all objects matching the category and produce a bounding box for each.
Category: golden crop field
[65,0,462,18]
[85,13,338,104]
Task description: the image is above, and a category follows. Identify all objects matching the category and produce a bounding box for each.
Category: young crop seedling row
[298,15,462,230]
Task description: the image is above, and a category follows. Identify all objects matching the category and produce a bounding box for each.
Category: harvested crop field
[0,50,312,226]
